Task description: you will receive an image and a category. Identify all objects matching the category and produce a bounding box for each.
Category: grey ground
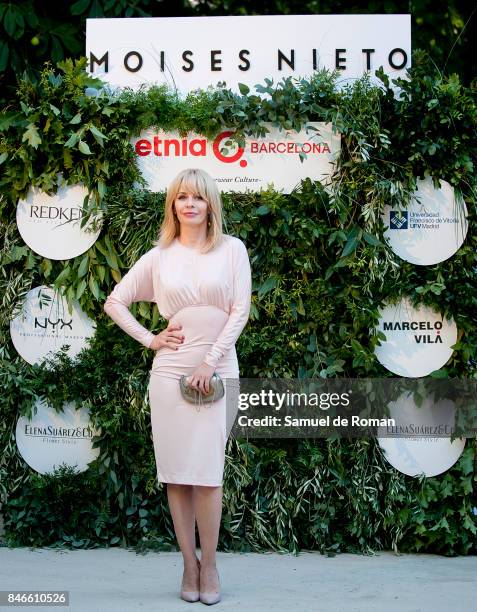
[0,547,476,611]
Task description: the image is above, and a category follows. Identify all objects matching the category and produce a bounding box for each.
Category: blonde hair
[153,168,225,254]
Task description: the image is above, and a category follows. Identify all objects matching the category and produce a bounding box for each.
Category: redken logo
[383,320,443,343]
[29,206,83,221]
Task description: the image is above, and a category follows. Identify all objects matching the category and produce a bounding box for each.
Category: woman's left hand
[186,362,216,394]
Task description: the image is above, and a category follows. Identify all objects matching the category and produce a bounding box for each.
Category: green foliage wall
[0,51,476,555]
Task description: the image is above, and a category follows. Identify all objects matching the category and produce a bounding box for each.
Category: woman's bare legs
[167,483,222,594]
[166,483,199,591]
[193,485,222,593]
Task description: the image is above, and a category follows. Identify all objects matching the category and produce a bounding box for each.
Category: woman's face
[174,189,209,229]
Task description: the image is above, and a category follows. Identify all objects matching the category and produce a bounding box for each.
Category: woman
[103,168,252,605]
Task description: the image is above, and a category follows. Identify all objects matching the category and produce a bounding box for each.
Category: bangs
[176,171,210,201]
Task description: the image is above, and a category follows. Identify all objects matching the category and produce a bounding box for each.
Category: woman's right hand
[149,323,184,351]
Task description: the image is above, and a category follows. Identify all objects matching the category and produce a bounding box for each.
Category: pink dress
[103,234,252,486]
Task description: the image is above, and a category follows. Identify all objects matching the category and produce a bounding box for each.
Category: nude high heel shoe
[180,558,200,602]
[199,565,221,605]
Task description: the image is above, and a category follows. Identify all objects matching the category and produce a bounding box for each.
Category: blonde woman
[103,168,252,605]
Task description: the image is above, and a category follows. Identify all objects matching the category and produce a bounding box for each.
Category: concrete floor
[0,547,476,611]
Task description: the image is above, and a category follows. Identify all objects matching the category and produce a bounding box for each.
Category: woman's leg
[193,485,222,592]
[166,483,199,589]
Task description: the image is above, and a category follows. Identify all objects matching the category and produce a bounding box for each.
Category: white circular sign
[374,297,457,377]
[16,398,101,475]
[383,177,468,265]
[16,183,103,260]
[377,391,465,477]
[10,285,96,365]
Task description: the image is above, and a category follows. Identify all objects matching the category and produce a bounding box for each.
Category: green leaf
[89,276,100,299]
[96,265,105,283]
[70,112,82,124]
[64,133,78,148]
[76,279,87,300]
[4,6,19,37]
[22,123,42,148]
[238,83,250,95]
[459,451,474,476]
[138,302,149,318]
[49,103,61,116]
[363,232,381,246]
[97,180,106,199]
[105,250,119,271]
[78,255,89,278]
[341,235,359,257]
[258,276,277,297]
[0,41,9,72]
[71,0,91,16]
[63,148,73,168]
[40,258,52,278]
[55,266,71,284]
[78,140,92,155]
[89,124,107,146]
[429,369,448,378]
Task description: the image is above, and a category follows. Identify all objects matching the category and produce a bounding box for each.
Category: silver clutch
[179,373,225,408]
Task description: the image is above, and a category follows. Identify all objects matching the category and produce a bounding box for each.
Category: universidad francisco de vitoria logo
[389,210,408,229]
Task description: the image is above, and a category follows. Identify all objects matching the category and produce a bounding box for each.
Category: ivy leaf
[22,123,42,148]
[78,140,92,155]
[459,450,474,476]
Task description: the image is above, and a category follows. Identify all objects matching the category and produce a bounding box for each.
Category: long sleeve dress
[103,234,252,486]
